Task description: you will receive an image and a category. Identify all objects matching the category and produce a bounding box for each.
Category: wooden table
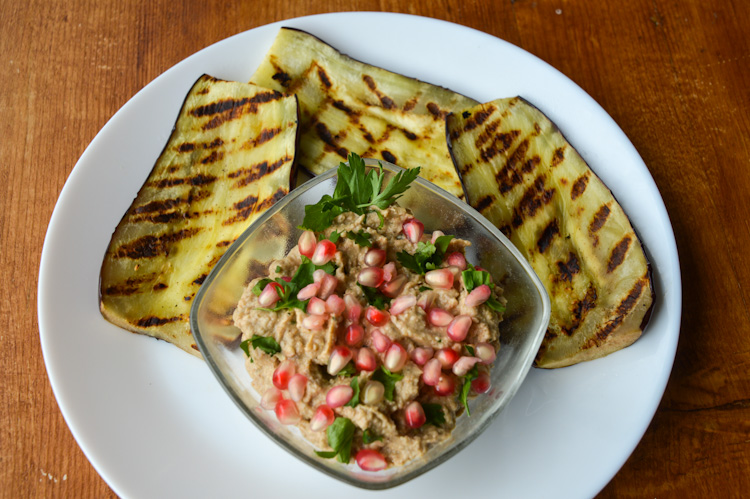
[2,0,748,497]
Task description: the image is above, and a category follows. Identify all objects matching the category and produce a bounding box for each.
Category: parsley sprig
[300,152,420,232]
[252,257,335,311]
[372,366,404,401]
[239,335,281,357]
[461,263,506,313]
[459,364,480,416]
[397,235,454,274]
[315,417,356,463]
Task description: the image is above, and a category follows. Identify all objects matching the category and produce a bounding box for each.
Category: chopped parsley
[337,361,357,377]
[362,429,383,444]
[459,364,480,416]
[358,283,391,310]
[345,377,361,408]
[372,366,404,402]
[396,235,454,274]
[315,417,356,463]
[423,403,446,427]
[252,256,336,312]
[345,230,372,247]
[461,264,506,313]
[239,335,281,357]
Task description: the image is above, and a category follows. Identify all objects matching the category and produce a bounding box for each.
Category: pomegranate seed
[447,315,472,342]
[471,371,491,394]
[272,360,296,389]
[258,282,282,307]
[326,385,353,408]
[356,449,387,471]
[261,387,283,410]
[344,294,362,322]
[380,274,407,298]
[465,284,491,307]
[446,266,462,280]
[422,358,441,386]
[288,374,307,402]
[371,329,392,353]
[476,342,497,364]
[362,380,385,405]
[435,348,459,369]
[384,342,408,372]
[317,274,339,300]
[425,269,454,289]
[275,399,300,425]
[435,374,457,396]
[327,346,353,375]
[326,294,345,315]
[410,346,433,366]
[310,404,335,431]
[390,294,416,316]
[358,266,385,288]
[402,218,424,244]
[452,356,482,376]
[302,314,328,330]
[313,269,327,283]
[311,239,336,265]
[298,230,316,259]
[297,281,320,301]
[307,297,327,315]
[366,306,390,327]
[355,347,378,371]
[404,401,426,428]
[364,248,386,267]
[382,262,397,282]
[427,307,453,327]
[417,292,434,311]
[445,252,467,270]
[430,230,445,244]
[345,324,365,347]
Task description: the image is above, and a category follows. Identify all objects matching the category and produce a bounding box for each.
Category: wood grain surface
[2,0,748,497]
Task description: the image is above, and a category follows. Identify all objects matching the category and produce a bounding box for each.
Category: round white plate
[39,12,680,499]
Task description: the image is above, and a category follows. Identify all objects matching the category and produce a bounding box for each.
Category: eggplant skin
[447,97,654,368]
[99,75,299,356]
[250,27,478,200]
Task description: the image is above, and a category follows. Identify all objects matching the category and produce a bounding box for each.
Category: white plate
[39,12,680,499]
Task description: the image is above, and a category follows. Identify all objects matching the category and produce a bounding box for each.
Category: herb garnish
[372,366,404,401]
[239,335,282,357]
[363,429,383,444]
[459,364,480,416]
[315,417,356,463]
[396,235,454,274]
[345,230,372,247]
[423,403,446,427]
[461,263,506,313]
[300,152,420,232]
[337,361,357,377]
[252,256,336,311]
[358,283,391,310]
[345,377,361,408]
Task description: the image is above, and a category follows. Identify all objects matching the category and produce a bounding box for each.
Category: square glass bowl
[190,158,550,489]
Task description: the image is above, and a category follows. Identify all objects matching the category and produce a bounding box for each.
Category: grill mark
[177,143,195,152]
[153,283,168,290]
[229,156,292,188]
[332,100,355,116]
[243,127,282,149]
[511,175,555,228]
[556,252,581,282]
[426,102,444,118]
[589,204,611,247]
[550,146,566,167]
[222,195,258,226]
[495,139,529,194]
[473,120,500,151]
[204,138,224,149]
[317,67,332,88]
[194,91,284,130]
[464,108,494,133]
[314,122,348,159]
[216,240,233,247]
[571,174,589,200]
[474,195,494,213]
[196,87,210,95]
[607,236,632,273]
[381,150,397,164]
[480,130,521,163]
[114,228,203,259]
[131,191,210,217]
[589,278,647,345]
[272,70,292,87]
[403,97,417,111]
[103,274,157,296]
[561,285,598,336]
[537,220,559,253]
[498,224,512,238]
[361,74,396,109]
[131,210,185,224]
[192,274,208,286]
[150,174,217,189]
[256,187,287,212]
[200,151,223,164]
[401,128,417,140]
[136,315,182,328]
[363,74,376,90]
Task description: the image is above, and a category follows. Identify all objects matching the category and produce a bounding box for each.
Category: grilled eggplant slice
[447,97,653,368]
[99,75,298,356]
[250,27,477,199]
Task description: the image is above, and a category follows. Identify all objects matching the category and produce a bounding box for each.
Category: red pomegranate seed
[476,342,497,364]
[364,248,386,267]
[313,269,327,283]
[311,239,336,265]
[258,282,283,307]
[410,346,433,366]
[355,347,377,371]
[355,449,387,471]
[382,262,397,282]
[384,342,408,372]
[344,294,362,322]
[302,314,328,330]
[447,315,472,342]
[427,307,453,327]
[371,329,392,353]
[430,230,445,244]
[306,296,327,315]
[326,294,345,316]
[366,306,390,327]
[362,380,385,405]
[327,346,353,375]
[445,252,467,270]
[417,292,434,311]
[310,404,335,432]
[261,387,283,410]
[380,274,407,298]
[404,401,426,429]
[422,358,441,386]
[298,230,317,259]
[272,360,296,389]
[297,281,320,301]
[288,374,307,402]
[390,294,416,316]
[435,374,457,396]
[317,274,338,300]
[445,266,461,280]
[326,385,353,408]
[465,284,491,307]
[358,266,385,288]
[345,324,365,347]
[425,268,454,289]
[471,371,491,394]
[452,356,482,376]
[275,399,301,425]
[402,218,424,244]
[435,348,459,369]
